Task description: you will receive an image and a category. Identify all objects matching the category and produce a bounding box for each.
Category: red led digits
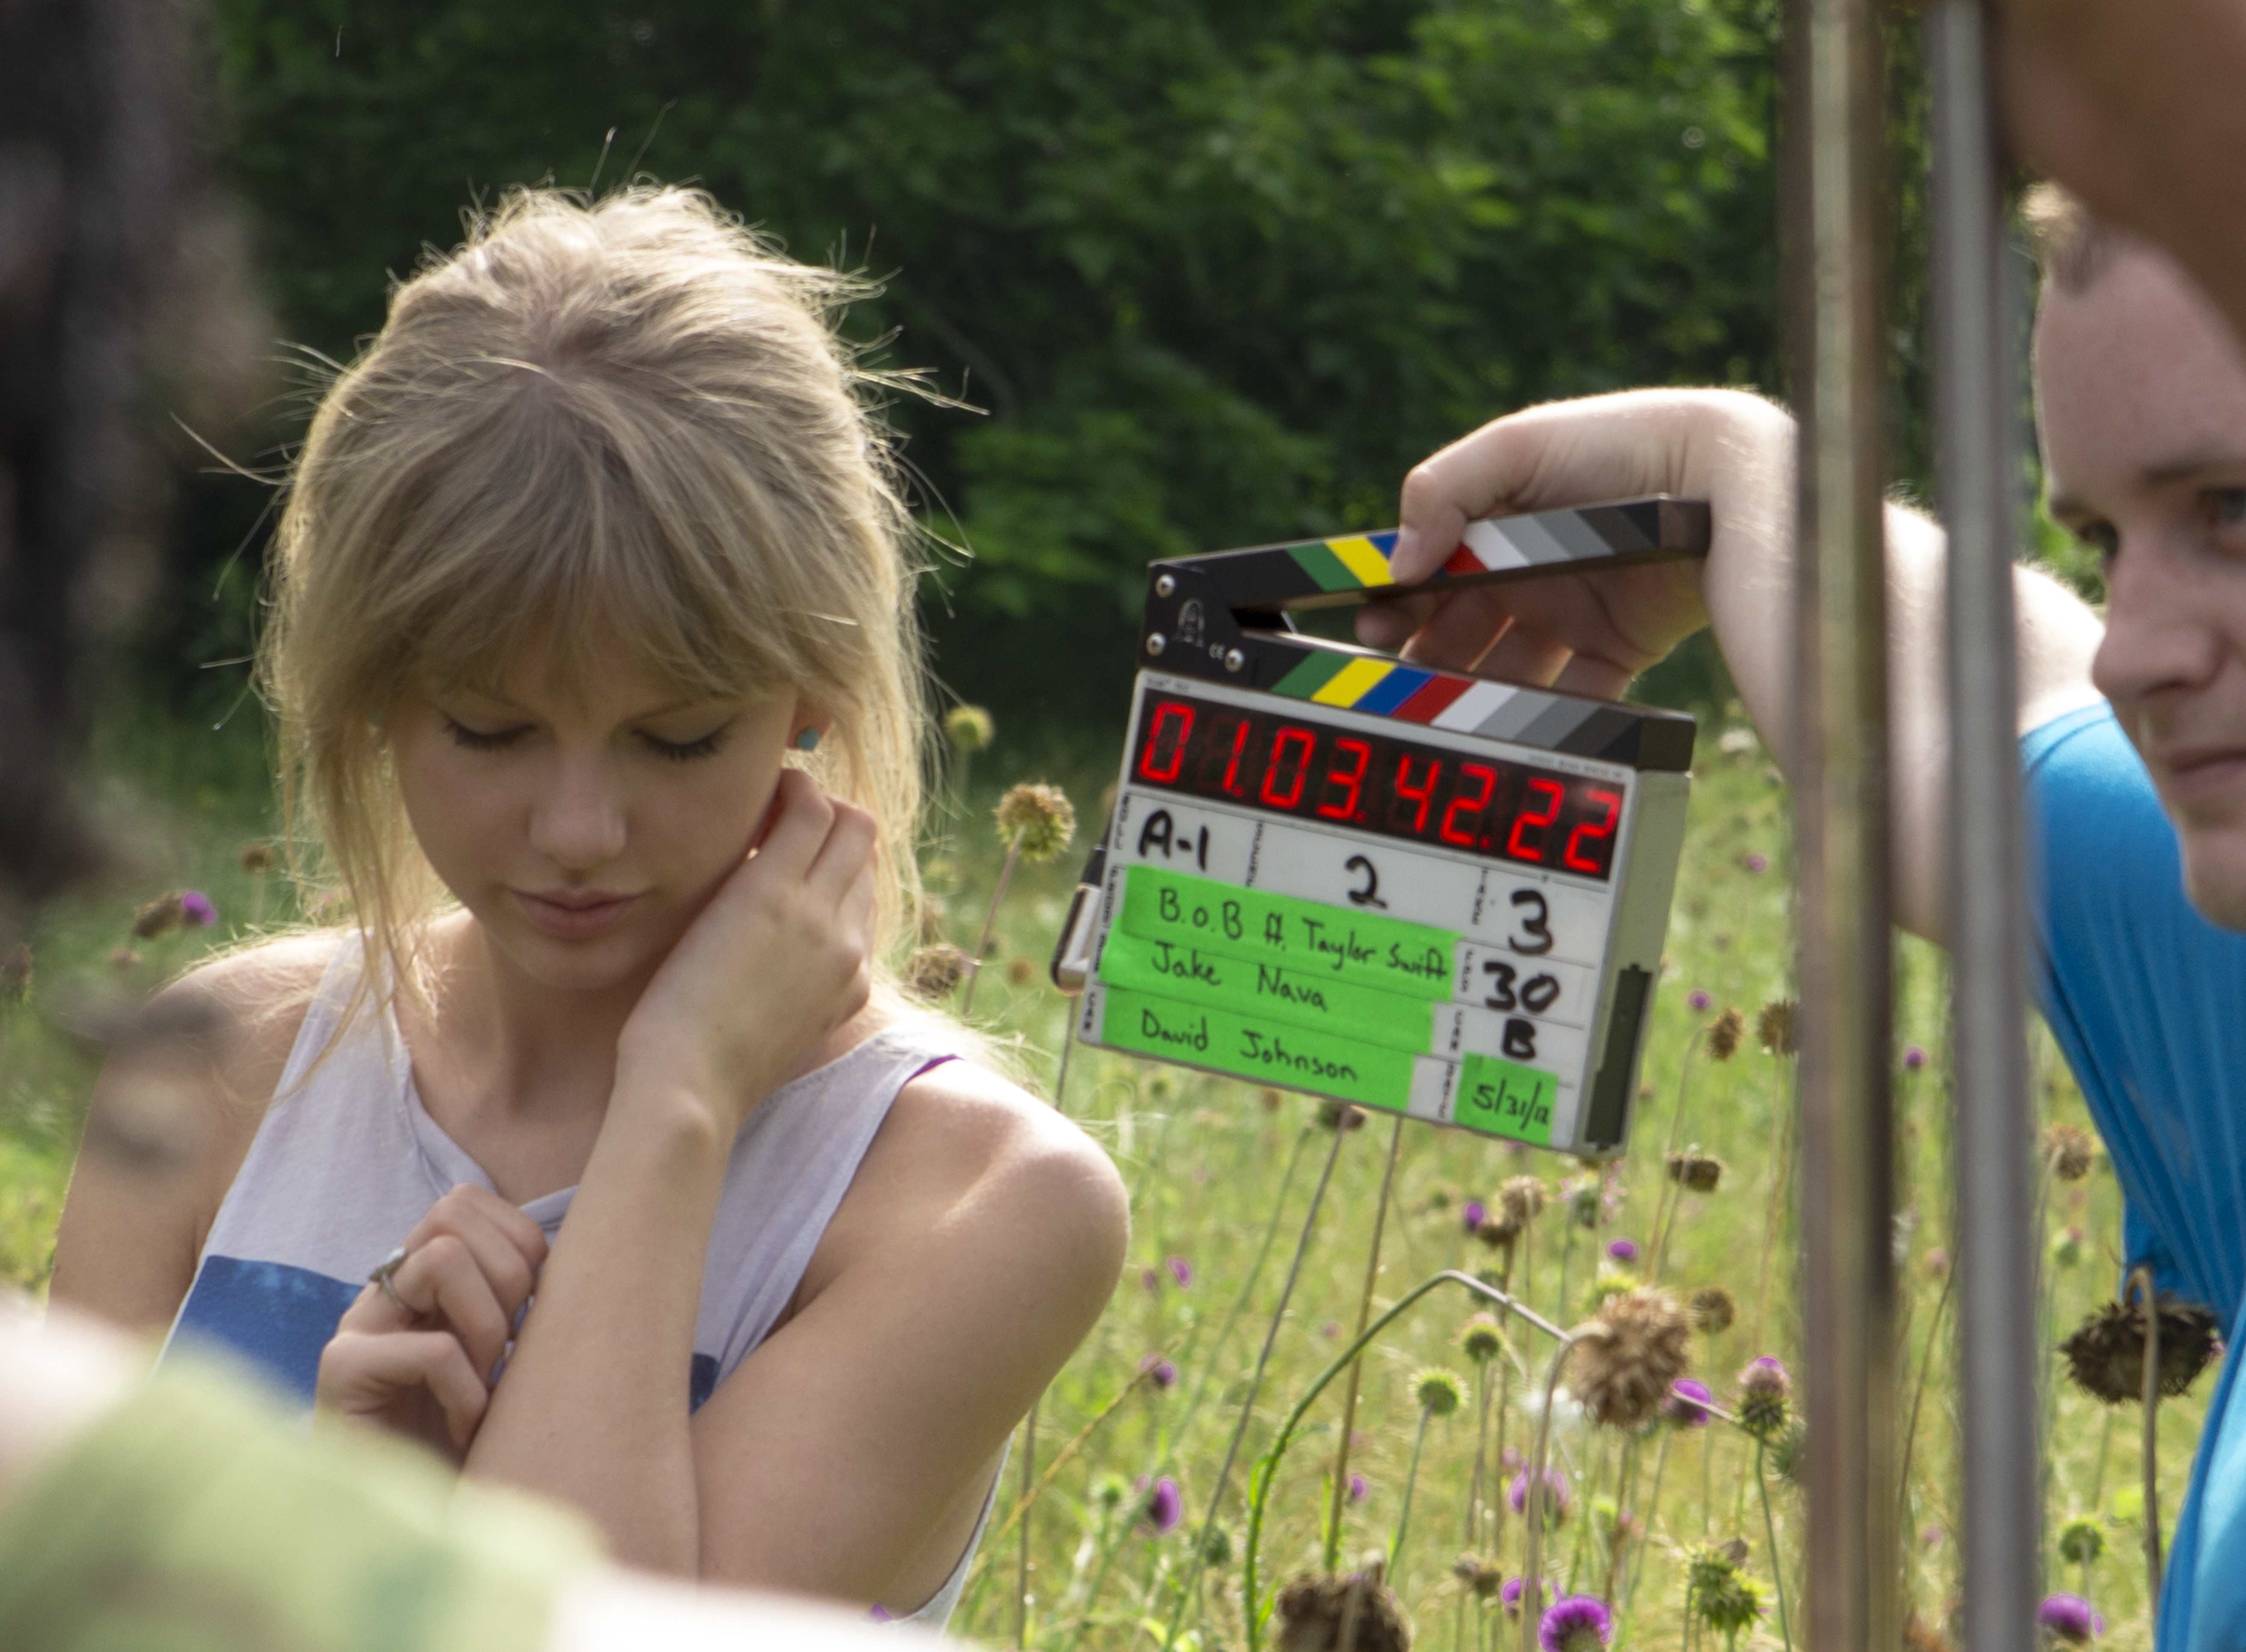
[1440,761,1497,846]
[1505,777,1565,863]
[1260,726,1314,809]
[1562,785,1622,875]
[1139,700,1193,782]
[1316,737,1370,820]
[1392,753,1440,833]
[1130,691,1625,882]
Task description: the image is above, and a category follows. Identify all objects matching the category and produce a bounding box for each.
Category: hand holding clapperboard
[1050,500,1710,1160]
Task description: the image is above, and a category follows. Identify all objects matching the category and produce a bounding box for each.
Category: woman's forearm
[462,1085,731,1573]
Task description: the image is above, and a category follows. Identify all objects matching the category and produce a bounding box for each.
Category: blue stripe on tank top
[171,1253,731,1412]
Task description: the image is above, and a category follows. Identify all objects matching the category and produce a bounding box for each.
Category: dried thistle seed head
[131,892,186,939]
[1499,1175,1548,1227]
[903,943,970,1001]
[1477,1214,1522,1252]
[237,840,277,873]
[943,703,994,753]
[1665,1151,1726,1194]
[1005,957,1035,986]
[994,782,1076,861]
[1317,1098,1368,1131]
[2060,1296,2222,1403]
[1705,1007,1745,1061]
[1413,1366,1465,1418]
[1452,1554,1504,1599]
[1567,1286,1692,1430]
[1757,999,1798,1057]
[1459,1314,1504,1365]
[1735,1356,1791,1439]
[2044,1124,2097,1182]
[1273,1569,1412,1652]
[1689,1286,1737,1335]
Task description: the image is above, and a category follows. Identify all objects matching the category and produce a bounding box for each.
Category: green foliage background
[181,0,1784,717]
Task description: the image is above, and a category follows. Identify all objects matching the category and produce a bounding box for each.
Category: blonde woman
[46,186,1129,1628]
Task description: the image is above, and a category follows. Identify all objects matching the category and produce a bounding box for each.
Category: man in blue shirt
[1361,189,2246,1648]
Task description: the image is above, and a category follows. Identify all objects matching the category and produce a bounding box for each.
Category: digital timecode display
[1130,691,1627,881]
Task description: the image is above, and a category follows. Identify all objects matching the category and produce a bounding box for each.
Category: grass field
[0,696,2204,1650]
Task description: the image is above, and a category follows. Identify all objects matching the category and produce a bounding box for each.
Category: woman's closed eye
[637,721,733,762]
[444,717,528,753]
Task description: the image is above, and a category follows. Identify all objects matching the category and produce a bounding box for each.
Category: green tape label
[1454,1054,1558,1147]
[1115,867,1458,1002]
[1098,985,1418,1111]
[1097,929,1436,1054]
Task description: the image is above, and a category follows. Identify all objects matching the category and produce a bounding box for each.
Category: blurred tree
[193,0,1782,713]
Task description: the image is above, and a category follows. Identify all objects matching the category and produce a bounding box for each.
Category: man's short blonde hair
[2021,182,2135,295]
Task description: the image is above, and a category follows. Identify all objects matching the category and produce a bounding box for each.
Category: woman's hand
[615,768,878,1132]
[1354,388,1796,702]
[315,1183,548,1461]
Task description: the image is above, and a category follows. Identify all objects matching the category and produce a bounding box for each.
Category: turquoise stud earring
[794,727,822,753]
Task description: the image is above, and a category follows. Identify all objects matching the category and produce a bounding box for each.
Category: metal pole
[1929,5,2041,1648]
[1784,0,1896,1645]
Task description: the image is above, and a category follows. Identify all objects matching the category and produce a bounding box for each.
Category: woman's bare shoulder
[152,929,349,1102]
[843,1054,1128,1290]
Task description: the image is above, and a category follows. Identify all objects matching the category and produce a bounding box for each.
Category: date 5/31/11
[1131,691,1627,881]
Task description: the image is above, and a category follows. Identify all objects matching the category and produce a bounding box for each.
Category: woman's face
[389,626,804,994]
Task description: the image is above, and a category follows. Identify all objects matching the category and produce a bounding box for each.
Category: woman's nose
[527,753,628,870]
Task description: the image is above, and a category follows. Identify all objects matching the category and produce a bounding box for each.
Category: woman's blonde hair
[259,184,932,1032]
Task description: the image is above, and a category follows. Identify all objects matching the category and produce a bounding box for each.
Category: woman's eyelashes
[440,715,734,761]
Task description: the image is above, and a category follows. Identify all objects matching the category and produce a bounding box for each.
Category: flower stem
[2133,1263,2165,1616]
[1325,1115,1405,1572]
[1389,1407,1435,1593]
[1755,1441,1791,1652]
[1015,1396,1039,1648]
[960,833,1023,1014]
[1517,1331,1583,1652]
[1648,1031,1705,1282]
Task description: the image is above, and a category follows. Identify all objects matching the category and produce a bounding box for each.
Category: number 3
[1508,889,1553,956]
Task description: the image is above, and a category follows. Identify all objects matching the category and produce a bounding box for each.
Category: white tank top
[161,932,996,1630]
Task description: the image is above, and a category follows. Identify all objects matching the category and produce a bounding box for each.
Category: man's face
[2039,248,2246,928]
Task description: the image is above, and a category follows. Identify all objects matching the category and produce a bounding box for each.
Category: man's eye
[444,719,525,752]
[2210,487,2246,528]
[2077,521,2120,561]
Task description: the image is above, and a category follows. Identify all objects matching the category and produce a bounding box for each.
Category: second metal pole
[1929,4,2041,1648]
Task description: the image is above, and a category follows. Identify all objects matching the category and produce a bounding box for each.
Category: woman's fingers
[343,1233,514,1380]
[750,769,838,882]
[409,1186,545,1321]
[318,1327,489,1449]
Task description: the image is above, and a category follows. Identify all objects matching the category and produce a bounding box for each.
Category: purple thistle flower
[1688,989,1712,1012]
[180,890,216,926]
[1744,852,1769,874]
[1903,1044,1929,1071]
[1502,1577,1528,1616]
[1744,1355,1790,1386]
[2036,1594,2102,1644]
[1167,1256,1193,1288]
[1538,1594,1613,1652]
[1662,1377,1715,1428]
[1140,1266,1160,1292]
[1605,1237,1639,1263]
[1138,1353,1178,1389]
[1463,1198,1488,1233]
[1347,1473,1367,1503]
[1136,1475,1182,1534]
[1507,1465,1570,1521]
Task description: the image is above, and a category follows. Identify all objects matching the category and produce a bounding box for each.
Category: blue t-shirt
[2025,702,2246,1650]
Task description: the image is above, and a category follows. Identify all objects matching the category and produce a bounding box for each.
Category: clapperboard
[1049,499,1709,1158]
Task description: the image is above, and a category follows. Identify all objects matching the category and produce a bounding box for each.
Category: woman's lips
[512,889,643,938]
